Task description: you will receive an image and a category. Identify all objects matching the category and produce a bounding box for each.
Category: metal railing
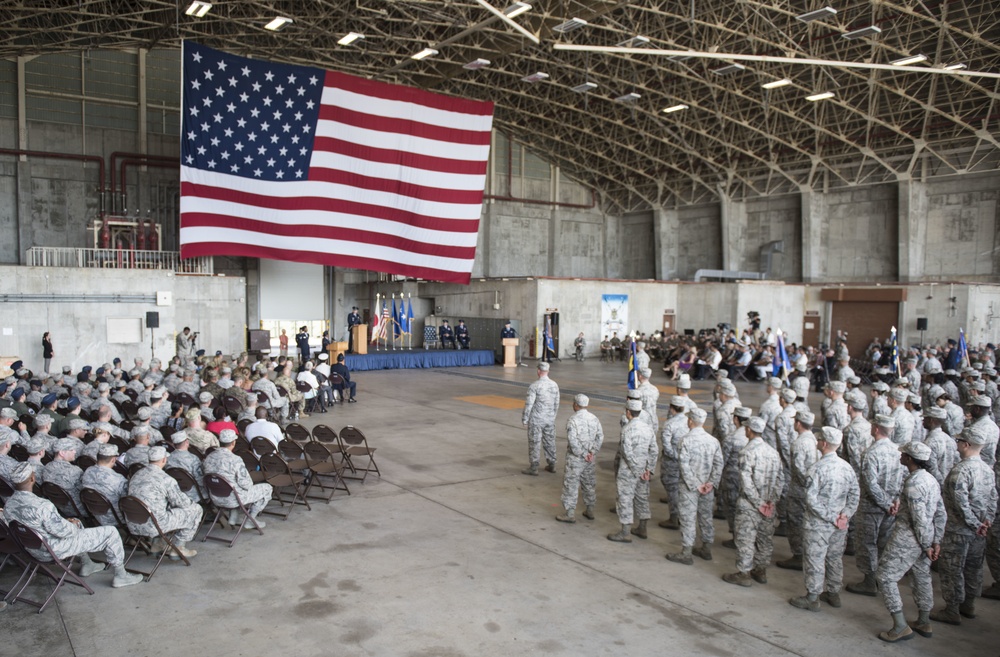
[26,246,214,275]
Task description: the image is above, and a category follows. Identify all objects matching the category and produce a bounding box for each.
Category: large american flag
[179,42,494,284]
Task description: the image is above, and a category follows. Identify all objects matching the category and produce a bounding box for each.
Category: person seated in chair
[456,320,470,350]
[127,446,203,560]
[203,429,273,529]
[332,353,358,403]
[439,320,457,349]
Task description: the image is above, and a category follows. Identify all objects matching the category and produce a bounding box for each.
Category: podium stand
[502,338,519,368]
[351,324,368,355]
[329,341,349,362]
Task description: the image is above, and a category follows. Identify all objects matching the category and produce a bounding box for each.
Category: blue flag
[889,326,899,374]
[958,328,969,367]
[392,298,400,338]
[544,315,555,357]
[773,330,792,379]
[407,299,414,333]
[398,299,409,334]
[627,338,638,389]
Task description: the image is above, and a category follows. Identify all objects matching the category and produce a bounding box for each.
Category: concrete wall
[620,212,655,280]
[822,185,898,281]
[741,196,802,281]
[923,175,1000,281]
[0,266,246,372]
[677,204,722,279]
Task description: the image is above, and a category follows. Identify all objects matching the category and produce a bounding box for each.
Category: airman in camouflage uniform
[870,382,891,422]
[607,400,656,543]
[183,409,220,453]
[275,362,306,419]
[203,429,273,527]
[888,388,914,446]
[921,406,959,486]
[666,408,722,564]
[165,431,206,503]
[719,407,751,539]
[722,416,782,587]
[658,396,691,530]
[777,410,819,571]
[80,444,128,526]
[930,427,998,625]
[823,381,850,431]
[874,441,946,642]
[127,446,203,557]
[0,433,16,482]
[789,427,860,612]
[41,438,85,516]
[252,365,290,421]
[842,397,873,476]
[122,427,152,469]
[555,395,604,523]
[758,377,783,452]
[521,362,560,475]
[969,397,999,468]
[637,368,659,434]
[773,389,798,535]
[713,382,738,443]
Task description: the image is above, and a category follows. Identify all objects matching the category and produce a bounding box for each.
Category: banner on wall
[601,294,629,340]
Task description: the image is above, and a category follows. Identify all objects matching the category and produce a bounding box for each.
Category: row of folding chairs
[277,424,380,483]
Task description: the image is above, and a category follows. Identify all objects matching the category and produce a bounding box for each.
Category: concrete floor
[4,360,998,657]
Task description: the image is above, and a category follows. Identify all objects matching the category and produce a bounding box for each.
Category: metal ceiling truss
[1,0,997,213]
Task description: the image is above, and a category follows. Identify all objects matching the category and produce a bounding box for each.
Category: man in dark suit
[331,354,357,403]
[347,306,362,353]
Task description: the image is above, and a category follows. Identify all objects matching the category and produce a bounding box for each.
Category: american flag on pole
[179,42,494,284]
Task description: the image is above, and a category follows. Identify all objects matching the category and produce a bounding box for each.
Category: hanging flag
[179,41,495,284]
[889,326,900,374]
[406,298,414,335]
[398,298,408,334]
[958,328,969,368]
[627,338,639,390]
[544,314,555,359]
[380,301,391,339]
[772,328,792,379]
[392,297,400,338]
[370,297,381,343]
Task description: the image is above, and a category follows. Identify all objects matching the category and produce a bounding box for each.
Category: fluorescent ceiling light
[795,6,837,22]
[571,81,598,93]
[761,78,793,89]
[842,25,881,40]
[264,16,293,31]
[943,62,967,71]
[713,63,746,75]
[662,103,688,113]
[617,35,650,48]
[668,52,695,62]
[806,91,835,101]
[553,17,588,33]
[463,58,492,70]
[185,1,212,17]
[614,92,641,103]
[891,54,927,66]
[411,48,439,60]
[521,71,549,82]
[338,32,364,46]
[502,2,531,18]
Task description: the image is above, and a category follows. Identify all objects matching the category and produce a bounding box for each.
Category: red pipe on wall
[110,152,179,213]
[119,158,179,214]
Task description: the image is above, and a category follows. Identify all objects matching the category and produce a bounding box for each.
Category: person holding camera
[175,327,197,363]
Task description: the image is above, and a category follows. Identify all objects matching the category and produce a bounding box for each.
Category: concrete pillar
[547,206,560,276]
[479,203,492,277]
[652,206,679,280]
[800,187,826,283]
[329,266,347,340]
[897,178,928,282]
[16,161,31,264]
[719,192,746,271]
[603,206,622,279]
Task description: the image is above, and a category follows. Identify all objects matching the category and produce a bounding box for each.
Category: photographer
[175,327,198,363]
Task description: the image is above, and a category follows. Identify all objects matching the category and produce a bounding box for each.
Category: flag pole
[408,292,413,350]
[373,293,380,352]
[391,293,396,351]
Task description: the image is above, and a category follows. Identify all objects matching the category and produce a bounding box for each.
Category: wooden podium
[351,324,368,355]
[502,338,519,368]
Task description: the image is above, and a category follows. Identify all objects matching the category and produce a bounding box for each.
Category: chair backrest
[20,414,35,432]
[259,453,289,475]
[0,477,15,501]
[8,520,45,551]
[80,487,116,519]
[279,438,304,460]
[118,495,152,526]
[276,386,288,398]
[237,418,253,436]
[295,380,312,394]
[284,423,310,442]
[123,388,138,401]
[76,455,97,471]
[250,436,277,456]
[339,425,368,447]
[238,450,259,472]
[165,467,197,493]
[25,401,40,413]
[113,461,130,478]
[159,426,176,442]
[223,396,243,415]
[327,373,345,386]
[41,481,80,514]
[255,390,270,405]
[312,424,338,443]
[9,444,29,462]
[303,440,334,463]
[128,462,146,478]
[117,420,134,433]
[203,473,235,499]
[188,444,205,459]
[174,392,197,408]
[122,400,139,420]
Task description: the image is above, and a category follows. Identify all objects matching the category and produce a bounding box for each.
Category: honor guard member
[295,326,311,364]
[722,416,783,587]
[789,427,860,612]
[203,429,274,528]
[555,394,604,523]
[347,306,362,353]
[930,427,998,625]
[666,407,723,564]
[658,395,691,530]
[521,362,560,476]
[127,446,204,559]
[455,320,470,350]
[4,462,143,589]
[607,399,657,543]
[847,414,905,597]
[874,441,946,642]
[439,320,457,350]
[80,443,129,526]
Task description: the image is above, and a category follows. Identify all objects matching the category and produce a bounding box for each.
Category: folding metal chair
[311,424,339,444]
[338,426,380,482]
[6,520,95,613]
[201,474,265,547]
[284,422,311,443]
[302,441,350,501]
[76,455,97,471]
[296,380,324,414]
[239,450,267,484]
[0,477,15,504]
[0,520,32,601]
[165,467,207,505]
[250,436,278,458]
[278,439,309,471]
[259,453,311,520]
[80,488,127,528]
[41,481,88,521]
[117,495,191,581]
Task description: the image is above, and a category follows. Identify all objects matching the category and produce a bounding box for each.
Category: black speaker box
[146,311,159,329]
[916,318,928,331]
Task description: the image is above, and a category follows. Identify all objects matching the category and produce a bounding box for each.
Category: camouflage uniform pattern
[922,427,959,487]
[80,465,128,526]
[855,438,905,575]
[971,416,999,468]
[638,381,660,433]
[275,373,304,414]
[522,376,560,469]
[713,398,737,442]
[876,468,946,613]
[186,427,220,453]
[890,406,914,446]
[659,411,689,520]
[121,445,151,469]
[719,426,749,533]
[166,449,206,503]
[787,430,819,557]
[758,393,781,451]
[560,409,604,511]
[734,438,783,572]
[870,395,891,422]
[252,377,289,420]
[4,490,125,565]
[676,426,723,547]
[615,418,657,525]
[41,459,85,515]
[938,455,998,606]
[841,415,873,476]
[824,399,850,431]
[203,448,273,517]
[942,401,964,437]
[803,452,860,595]
[773,405,797,523]
[127,466,204,543]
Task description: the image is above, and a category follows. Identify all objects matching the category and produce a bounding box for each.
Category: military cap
[847,396,866,411]
[827,381,846,394]
[766,377,783,389]
[33,414,53,427]
[195,349,206,357]
[150,358,161,367]
[890,388,909,402]
[795,362,807,372]
[640,367,652,378]
[147,446,167,462]
[626,399,643,412]
[848,376,861,386]
[537,362,550,372]
[221,366,232,374]
[734,406,752,419]
[791,378,810,395]
[871,381,890,392]
[10,462,34,483]
[959,426,987,446]
[62,365,72,374]
[676,374,691,389]
[715,370,730,380]
[54,437,77,453]
[719,382,737,397]
[924,406,946,419]
[874,414,895,429]
[66,418,89,431]
[198,391,213,403]
[10,388,24,400]
[129,368,141,377]
[25,437,45,454]
[687,407,708,423]
[29,379,41,388]
[131,425,151,438]
[3,376,14,386]
[137,407,153,421]
[41,393,57,406]
[10,360,22,371]
[670,395,687,408]
[943,369,958,376]
[114,380,126,388]
[900,441,932,461]
[170,430,189,444]
[795,410,815,425]
[573,394,589,407]
[0,383,7,395]
[906,393,921,405]
[780,389,796,403]
[746,417,766,434]
[66,397,81,410]
[97,443,119,458]
[0,407,18,420]
[627,389,641,400]
[97,382,110,393]
[15,368,28,377]
[151,387,167,399]
[818,426,843,445]
[971,396,992,408]
[218,429,239,444]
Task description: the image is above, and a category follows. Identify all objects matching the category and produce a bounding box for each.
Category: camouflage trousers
[561,455,596,511]
[775,469,790,525]
[660,459,679,519]
[719,470,740,534]
[986,519,1000,583]
[527,421,557,469]
[129,504,205,544]
[676,486,716,548]
[854,503,896,575]
[785,486,806,557]
[734,501,775,573]
[876,531,934,613]
[938,531,987,606]
[803,516,848,595]
[28,525,126,567]
[615,467,650,526]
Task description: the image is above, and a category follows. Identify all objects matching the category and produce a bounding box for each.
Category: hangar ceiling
[1,0,998,212]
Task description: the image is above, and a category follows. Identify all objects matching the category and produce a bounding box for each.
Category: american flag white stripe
[308,150,488,192]
[321,87,495,133]
[313,118,491,163]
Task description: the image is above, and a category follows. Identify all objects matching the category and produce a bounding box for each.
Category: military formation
[521,349,1000,643]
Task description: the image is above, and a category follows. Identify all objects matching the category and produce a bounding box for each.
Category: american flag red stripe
[179,42,494,285]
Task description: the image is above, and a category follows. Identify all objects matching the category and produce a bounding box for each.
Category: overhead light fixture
[667,52,695,62]
[463,58,492,70]
[571,81,598,93]
[712,63,746,75]
[521,71,549,83]
[185,1,213,17]
[616,35,650,48]
[762,78,793,89]
[842,25,881,40]
[614,92,641,103]
[411,48,439,60]
[338,32,364,46]
[795,6,837,22]
[891,54,927,66]
[502,2,531,18]
[806,91,835,101]
[264,16,293,31]
[943,62,967,71]
[553,17,588,33]
[661,104,688,113]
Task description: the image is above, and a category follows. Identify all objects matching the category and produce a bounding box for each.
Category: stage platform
[344,348,495,371]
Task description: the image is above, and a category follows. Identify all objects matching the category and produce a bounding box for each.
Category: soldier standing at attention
[607,399,657,543]
[777,410,819,571]
[521,362,560,476]
[666,407,722,564]
[658,396,690,530]
[555,394,604,524]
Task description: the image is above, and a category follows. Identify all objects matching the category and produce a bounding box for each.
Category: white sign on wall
[601,294,629,340]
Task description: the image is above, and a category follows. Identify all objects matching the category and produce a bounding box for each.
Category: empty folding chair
[338,426,381,482]
[6,520,95,613]
[259,453,311,520]
[278,439,309,471]
[201,474,265,547]
[117,496,192,581]
[284,422,311,444]
[239,450,267,484]
[302,441,350,502]
[0,520,32,601]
